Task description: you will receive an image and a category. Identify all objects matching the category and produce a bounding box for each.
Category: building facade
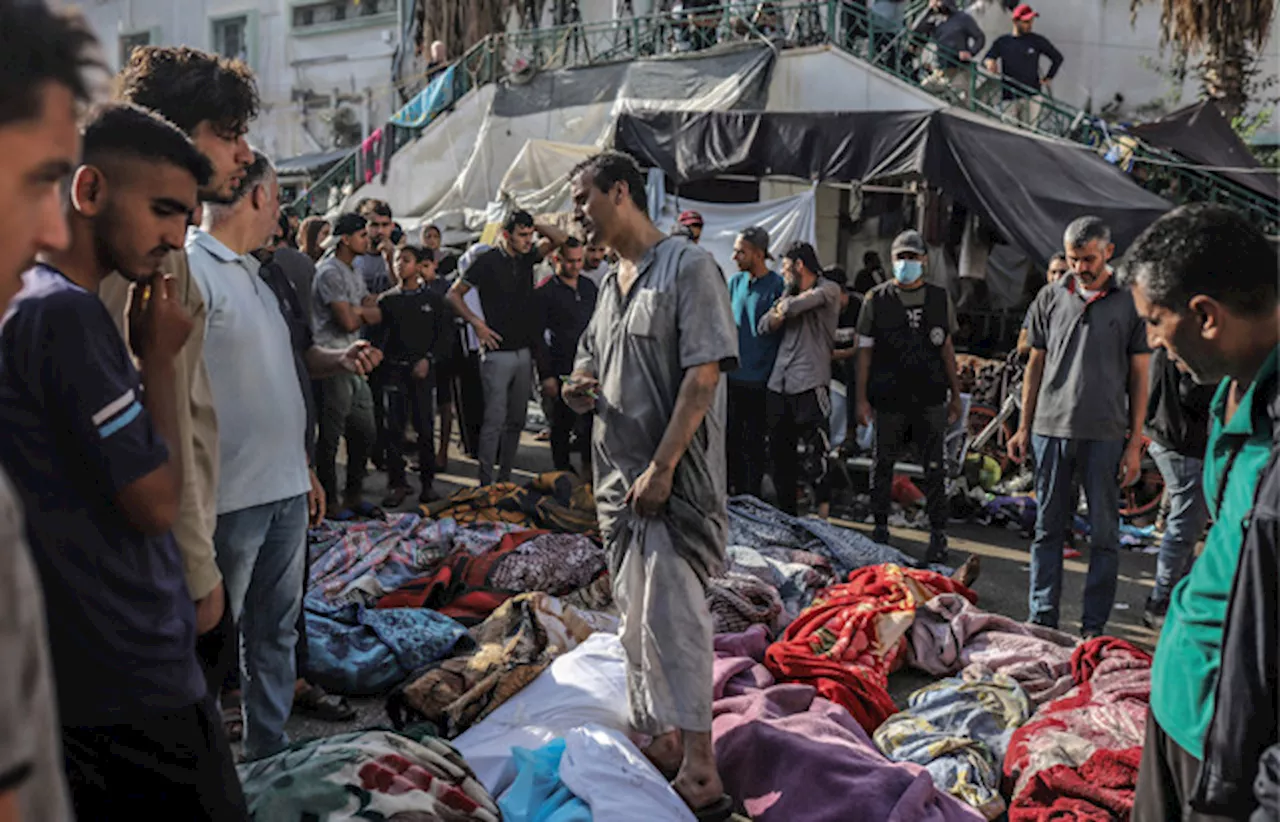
[76,0,414,163]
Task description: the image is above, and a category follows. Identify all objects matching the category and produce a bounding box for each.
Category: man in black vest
[855,229,963,562]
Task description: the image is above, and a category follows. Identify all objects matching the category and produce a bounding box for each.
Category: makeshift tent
[614,109,1173,268]
[1131,101,1280,202]
[494,140,599,217]
[657,189,818,279]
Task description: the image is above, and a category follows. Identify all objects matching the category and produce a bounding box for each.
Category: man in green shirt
[1118,204,1279,822]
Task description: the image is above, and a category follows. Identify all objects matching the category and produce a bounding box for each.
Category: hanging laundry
[907,593,1080,707]
[764,564,977,733]
[874,668,1034,820]
[236,727,500,822]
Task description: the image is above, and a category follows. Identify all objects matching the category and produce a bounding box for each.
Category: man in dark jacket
[1190,383,1278,820]
[1120,204,1279,822]
[915,0,986,98]
[1142,346,1216,628]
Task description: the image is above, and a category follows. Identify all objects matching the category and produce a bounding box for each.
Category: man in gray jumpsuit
[564,151,738,817]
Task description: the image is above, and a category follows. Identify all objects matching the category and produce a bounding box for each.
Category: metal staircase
[294,0,1278,235]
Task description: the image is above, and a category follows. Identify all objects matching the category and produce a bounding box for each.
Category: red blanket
[1005,637,1152,821]
[763,564,976,733]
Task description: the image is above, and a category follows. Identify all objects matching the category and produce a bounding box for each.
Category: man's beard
[1170,324,1227,385]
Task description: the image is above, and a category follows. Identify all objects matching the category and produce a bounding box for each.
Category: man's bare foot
[950,554,981,588]
[672,762,725,814]
[672,731,724,813]
[641,730,683,778]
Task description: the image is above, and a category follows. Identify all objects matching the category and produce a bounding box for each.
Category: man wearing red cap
[983,4,1063,125]
[677,210,704,244]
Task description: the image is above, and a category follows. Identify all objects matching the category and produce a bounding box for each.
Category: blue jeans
[1148,442,1208,602]
[214,494,308,760]
[1028,435,1124,633]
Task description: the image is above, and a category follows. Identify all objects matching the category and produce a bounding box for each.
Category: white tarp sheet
[657,189,818,280]
[497,139,601,216]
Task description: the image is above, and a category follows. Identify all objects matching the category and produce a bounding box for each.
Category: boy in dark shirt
[0,103,246,819]
[379,246,451,505]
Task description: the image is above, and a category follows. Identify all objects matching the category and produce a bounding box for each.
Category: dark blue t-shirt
[983,32,1064,98]
[0,265,205,726]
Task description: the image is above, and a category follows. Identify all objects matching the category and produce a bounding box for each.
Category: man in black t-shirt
[536,238,599,476]
[855,230,963,564]
[983,4,1063,123]
[447,210,569,485]
[379,247,452,505]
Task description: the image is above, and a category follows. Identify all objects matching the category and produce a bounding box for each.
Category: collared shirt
[762,278,842,395]
[1151,346,1278,759]
[1025,272,1150,441]
[538,274,599,380]
[311,254,370,350]
[0,265,205,724]
[574,236,738,577]
[97,251,221,601]
[188,230,310,514]
[728,269,785,386]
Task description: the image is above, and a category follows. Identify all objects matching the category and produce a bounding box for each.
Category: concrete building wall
[73,0,408,160]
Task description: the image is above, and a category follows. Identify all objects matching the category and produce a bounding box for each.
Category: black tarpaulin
[614,108,1171,268]
[1131,101,1279,201]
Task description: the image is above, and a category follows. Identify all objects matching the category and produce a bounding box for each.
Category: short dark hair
[399,244,433,264]
[560,236,583,252]
[504,210,535,233]
[823,264,848,287]
[862,250,882,268]
[0,3,101,128]
[115,46,259,138]
[1049,252,1068,265]
[358,198,392,219]
[1063,215,1111,249]
[1118,204,1277,316]
[571,150,647,213]
[783,241,821,276]
[82,103,212,187]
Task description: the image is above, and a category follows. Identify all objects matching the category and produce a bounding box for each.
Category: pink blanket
[713,626,985,822]
[907,593,1080,706]
[1004,637,1152,820]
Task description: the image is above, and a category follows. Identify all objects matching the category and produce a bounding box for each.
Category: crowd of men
[0,2,1276,822]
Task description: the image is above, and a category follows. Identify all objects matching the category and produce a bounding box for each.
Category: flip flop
[294,682,356,722]
[692,795,734,822]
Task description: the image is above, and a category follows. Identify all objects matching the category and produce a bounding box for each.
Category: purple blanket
[713,626,985,822]
[906,594,1080,706]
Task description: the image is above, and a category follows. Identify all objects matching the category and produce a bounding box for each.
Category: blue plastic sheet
[498,739,591,822]
[390,65,457,128]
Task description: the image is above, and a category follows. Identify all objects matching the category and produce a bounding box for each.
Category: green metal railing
[294,0,1278,234]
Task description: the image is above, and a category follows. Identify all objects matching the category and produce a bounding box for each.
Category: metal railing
[293,0,1278,234]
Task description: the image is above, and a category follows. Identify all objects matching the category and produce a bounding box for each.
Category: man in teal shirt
[726,226,784,498]
[1118,204,1279,822]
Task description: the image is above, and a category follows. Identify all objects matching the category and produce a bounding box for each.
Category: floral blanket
[237,727,500,821]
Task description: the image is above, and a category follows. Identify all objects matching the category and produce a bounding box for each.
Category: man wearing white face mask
[855,230,963,563]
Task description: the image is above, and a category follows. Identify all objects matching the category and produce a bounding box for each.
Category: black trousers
[1134,709,1237,822]
[727,381,770,498]
[195,586,238,700]
[383,365,436,489]
[455,351,485,458]
[872,403,948,533]
[63,695,249,821]
[548,393,591,473]
[767,388,832,516]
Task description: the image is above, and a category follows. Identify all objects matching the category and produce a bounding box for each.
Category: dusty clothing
[761,278,842,396]
[0,468,72,821]
[615,520,717,733]
[574,235,738,732]
[574,236,739,580]
[97,250,221,601]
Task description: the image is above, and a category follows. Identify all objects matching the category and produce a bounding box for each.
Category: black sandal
[294,682,356,722]
[692,795,734,822]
